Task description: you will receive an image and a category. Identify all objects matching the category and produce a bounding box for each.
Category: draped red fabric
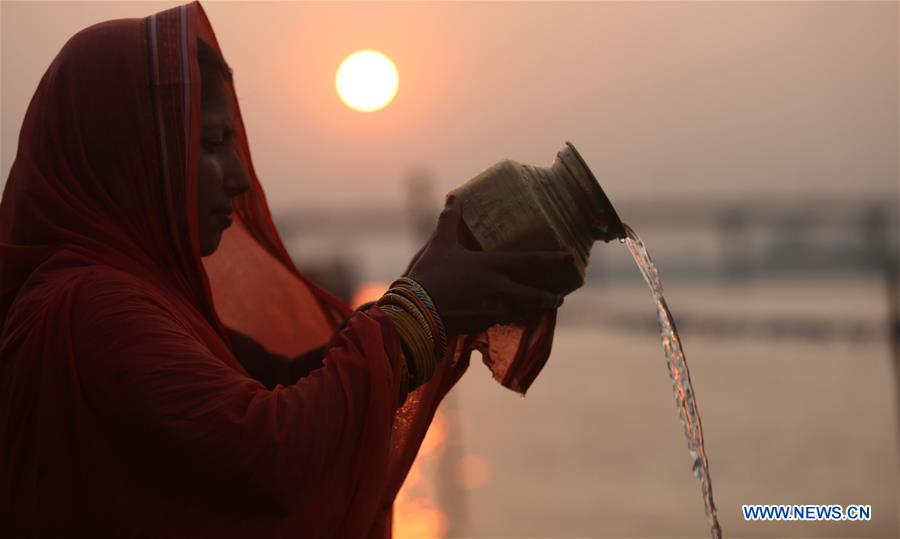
[0,2,559,536]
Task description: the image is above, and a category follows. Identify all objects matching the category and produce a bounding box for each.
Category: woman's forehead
[200,81,235,125]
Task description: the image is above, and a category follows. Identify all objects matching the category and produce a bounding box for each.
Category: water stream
[622,223,723,539]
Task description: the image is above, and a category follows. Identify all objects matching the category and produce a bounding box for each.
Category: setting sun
[335,50,398,112]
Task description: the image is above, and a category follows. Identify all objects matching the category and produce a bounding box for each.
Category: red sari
[0,2,558,536]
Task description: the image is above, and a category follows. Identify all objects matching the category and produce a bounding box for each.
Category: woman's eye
[203,139,225,152]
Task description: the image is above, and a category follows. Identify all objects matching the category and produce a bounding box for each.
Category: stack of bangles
[372,277,447,407]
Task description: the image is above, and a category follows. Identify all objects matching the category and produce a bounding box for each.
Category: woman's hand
[406,195,572,337]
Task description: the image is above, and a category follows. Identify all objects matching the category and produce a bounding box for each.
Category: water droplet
[618,237,626,244]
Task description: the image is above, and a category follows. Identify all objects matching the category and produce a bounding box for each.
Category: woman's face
[197,73,250,256]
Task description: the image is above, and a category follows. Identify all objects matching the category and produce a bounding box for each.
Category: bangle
[383,286,441,357]
[377,291,437,386]
[391,277,447,360]
[381,292,435,349]
[379,304,435,389]
[329,300,417,404]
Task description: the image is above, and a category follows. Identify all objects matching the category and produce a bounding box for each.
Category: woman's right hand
[406,195,572,337]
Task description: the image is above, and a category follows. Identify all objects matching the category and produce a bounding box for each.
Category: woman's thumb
[436,194,462,244]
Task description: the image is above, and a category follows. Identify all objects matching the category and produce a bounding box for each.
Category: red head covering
[0,2,557,536]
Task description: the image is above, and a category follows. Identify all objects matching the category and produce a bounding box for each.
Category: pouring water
[621,223,723,539]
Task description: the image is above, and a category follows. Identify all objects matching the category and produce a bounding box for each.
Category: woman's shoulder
[69,269,192,341]
[2,253,192,359]
[18,250,154,295]
[54,261,218,361]
[15,252,180,326]
[69,265,170,306]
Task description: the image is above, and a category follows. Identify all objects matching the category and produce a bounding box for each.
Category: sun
[335,50,399,112]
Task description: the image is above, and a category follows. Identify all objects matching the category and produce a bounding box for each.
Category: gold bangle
[378,293,437,386]
[381,292,435,355]
[380,305,434,388]
[384,286,442,358]
[393,277,447,359]
[380,306,418,385]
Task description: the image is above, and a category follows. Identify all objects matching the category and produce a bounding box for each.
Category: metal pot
[449,141,625,294]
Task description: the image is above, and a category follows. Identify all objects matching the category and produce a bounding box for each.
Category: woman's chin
[200,231,222,257]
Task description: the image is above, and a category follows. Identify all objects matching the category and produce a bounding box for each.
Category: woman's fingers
[409,198,574,336]
[482,250,572,271]
[438,306,501,336]
[499,279,563,311]
[480,250,572,290]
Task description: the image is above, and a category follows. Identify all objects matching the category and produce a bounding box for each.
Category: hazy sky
[2,1,898,213]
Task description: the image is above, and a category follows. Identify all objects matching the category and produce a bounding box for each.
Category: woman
[0,2,568,536]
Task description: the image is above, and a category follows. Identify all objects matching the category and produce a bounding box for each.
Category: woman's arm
[71,272,406,517]
[225,327,325,389]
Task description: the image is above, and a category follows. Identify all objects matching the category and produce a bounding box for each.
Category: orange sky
[2,1,897,213]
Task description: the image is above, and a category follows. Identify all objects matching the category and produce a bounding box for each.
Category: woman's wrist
[338,299,418,406]
[379,304,430,391]
[394,334,412,407]
[343,277,446,405]
[376,276,447,393]
[390,277,447,360]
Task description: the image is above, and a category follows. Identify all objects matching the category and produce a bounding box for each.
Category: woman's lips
[213,211,232,229]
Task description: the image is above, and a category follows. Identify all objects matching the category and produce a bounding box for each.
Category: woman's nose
[224,151,251,197]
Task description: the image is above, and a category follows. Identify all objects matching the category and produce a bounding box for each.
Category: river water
[441,274,897,538]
